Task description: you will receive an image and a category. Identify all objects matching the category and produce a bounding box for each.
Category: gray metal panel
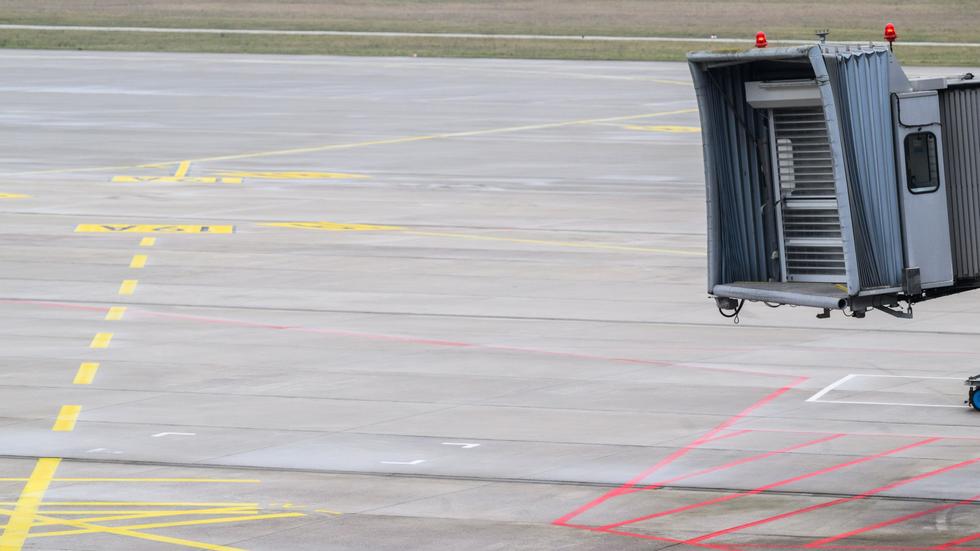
[940,86,980,279]
[825,49,905,290]
[898,92,941,126]
[745,79,821,109]
[713,282,848,309]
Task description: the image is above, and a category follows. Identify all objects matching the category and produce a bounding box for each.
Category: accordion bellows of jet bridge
[688,44,980,320]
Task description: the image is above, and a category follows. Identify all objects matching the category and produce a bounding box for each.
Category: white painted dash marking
[807,374,859,403]
[86,448,123,454]
[152,432,197,438]
[380,460,426,465]
[442,442,480,449]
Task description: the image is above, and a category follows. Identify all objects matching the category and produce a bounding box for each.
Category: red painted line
[552,376,806,526]
[698,428,754,445]
[735,427,980,443]
[937,530,980,548]
[626,433,845,494]
[557,523,739,550]
[0,298,796,378]
[806,493,980,547]
[688,453,980,544]
[739,544,980,551]
[603,437,935,530]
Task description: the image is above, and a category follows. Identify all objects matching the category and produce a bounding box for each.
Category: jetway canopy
[688,45,980,318]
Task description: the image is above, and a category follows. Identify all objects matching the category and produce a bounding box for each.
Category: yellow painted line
[185,108,699,164]
[11,107,697,176]
[129,254,147,269]
[315,509,343,515]
[261,221,704,256]
[0,478,260,483]
[104,307,126,321]
[73,362,99,385]
[0,193,29,199]
[89,332,113,349]
[216,171,369,180]
[118,280,138,295]
[21,507,260,530]
[1,502,260,507]
[260,222,403,232]
[17,508,253,517]
[52,406,81,432]
[404,230,706,256]
[139,237,156,247]
[76,224,234,234]
[624,124,701,133]
[45,512,307,537]
[7,106,702,180]
[0,509,245,551]
[174,161,191,178]
[0,458,60,551]
[112,175,242,184]
[120,512,306,530]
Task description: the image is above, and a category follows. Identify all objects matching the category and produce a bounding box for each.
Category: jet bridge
[688,44,980,320]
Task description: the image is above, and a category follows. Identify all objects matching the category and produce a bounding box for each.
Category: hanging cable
[718,299,745,324]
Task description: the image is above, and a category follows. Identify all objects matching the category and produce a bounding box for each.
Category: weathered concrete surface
[0,50,979,550]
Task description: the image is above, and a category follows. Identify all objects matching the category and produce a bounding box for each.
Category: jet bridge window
[904,132,940,194]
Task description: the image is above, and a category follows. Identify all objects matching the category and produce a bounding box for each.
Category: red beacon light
[755,31,768,48]
[884,23,897,50]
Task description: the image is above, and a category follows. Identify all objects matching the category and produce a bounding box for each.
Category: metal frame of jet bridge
[688,44,980,320]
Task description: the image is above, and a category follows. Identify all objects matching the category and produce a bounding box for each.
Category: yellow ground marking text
[174,161,191,178]
[73,363,99,385]
[12,107,697,176]
[129,254,147,269]
[76,224,234,234]
[105,307,126,321]
[624,124,701,133]
[216,171,369,180]
[0,193,29,199]
[0,458,60,551]
[139,237,156,247]
[52,406,81,432]
[262,221,706,257]
[111,176,241,184]
[89,333,113,349]
[119,280,138,295]
[260,222,402,232]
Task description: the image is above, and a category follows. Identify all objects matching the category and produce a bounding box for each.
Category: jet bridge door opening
[768,106,846,283]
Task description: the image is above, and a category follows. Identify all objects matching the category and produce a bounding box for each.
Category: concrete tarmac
[1,50,979,550]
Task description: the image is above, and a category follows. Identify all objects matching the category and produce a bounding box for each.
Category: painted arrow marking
[442,442,480,449]
[152,432,197,438]
[380,459,426,465]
